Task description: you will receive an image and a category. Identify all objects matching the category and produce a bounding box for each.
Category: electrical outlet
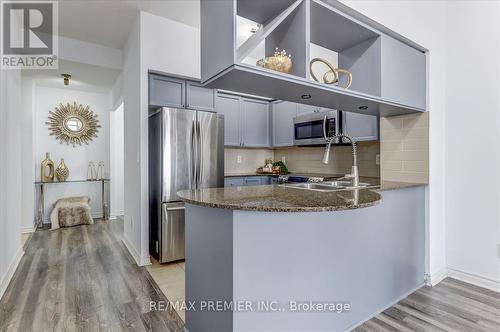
[281,156,286,163]
[375,154,380,165]
[237,155,242,164]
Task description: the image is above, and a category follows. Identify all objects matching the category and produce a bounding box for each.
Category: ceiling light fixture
[301,94,312,99]
[358,105,368,110]
[61,74,71,86]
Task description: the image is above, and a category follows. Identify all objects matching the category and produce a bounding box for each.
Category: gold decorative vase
[56,158,69,182]
[256,48,292,74]
[41,152,55,182]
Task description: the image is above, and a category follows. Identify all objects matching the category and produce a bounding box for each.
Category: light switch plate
[237,155,242,164]
[281,156,286,163]
[497,244,500,259]
[375,154,380,165]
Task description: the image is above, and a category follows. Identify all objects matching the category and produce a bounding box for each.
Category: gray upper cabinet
[216,93,241,146]
[297,104,321,114]
[380,36,426,110]
[186,81,216,112]
[149,73,216,111]
[200,0,427,116]
[271,101,297,147]
[216,93,270,148]
[342,111,379,142]
[241,98,269,148]
[149,75,185,109]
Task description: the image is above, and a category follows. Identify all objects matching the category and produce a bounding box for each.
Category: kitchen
[147,0,430,330]
[1,1,499,332]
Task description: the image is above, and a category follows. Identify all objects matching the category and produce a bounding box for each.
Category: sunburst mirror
[46,102,101,147]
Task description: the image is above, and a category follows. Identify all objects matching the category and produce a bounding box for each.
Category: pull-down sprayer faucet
[322,115,359,187]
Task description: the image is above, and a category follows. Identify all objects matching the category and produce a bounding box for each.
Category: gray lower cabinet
[149,73,215,111]
[342,111,379,141]
[216,93,270,147]
[224,177,245,187]
[271,101,297,147]
[224,176,272,187]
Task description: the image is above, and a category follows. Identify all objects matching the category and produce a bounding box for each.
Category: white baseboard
[21,224,36,234]
[109,212,124,221]
[447,267,500,292]
[122,237,141,266]
[140,254,152,266]
[0,247,24,300]
[428,266,448,286]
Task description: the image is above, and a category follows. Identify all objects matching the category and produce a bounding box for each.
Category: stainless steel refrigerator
[149,107,224,263]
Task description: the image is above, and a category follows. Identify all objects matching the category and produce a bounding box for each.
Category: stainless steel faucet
[322,115,359,187]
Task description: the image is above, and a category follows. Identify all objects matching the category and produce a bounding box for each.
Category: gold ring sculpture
[310,57,353,89]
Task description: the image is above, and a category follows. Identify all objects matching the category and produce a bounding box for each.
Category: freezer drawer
[161,202,185,263]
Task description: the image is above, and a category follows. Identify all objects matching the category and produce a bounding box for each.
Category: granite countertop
[177,185,382,212]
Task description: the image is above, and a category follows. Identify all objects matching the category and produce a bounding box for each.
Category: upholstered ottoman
[50,196,94,230]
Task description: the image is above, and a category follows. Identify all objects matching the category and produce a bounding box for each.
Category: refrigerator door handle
[197,120,203,186]
[166,206,185,211]
[191,120,197,190]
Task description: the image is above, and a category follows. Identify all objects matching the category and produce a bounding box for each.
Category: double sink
[281,181,371,192]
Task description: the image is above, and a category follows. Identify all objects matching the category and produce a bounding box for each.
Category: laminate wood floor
[0,218,183,332]
[355,277,500,332]
[3,220,499,332]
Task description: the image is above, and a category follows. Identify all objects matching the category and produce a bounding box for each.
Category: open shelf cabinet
[201,0,427,117]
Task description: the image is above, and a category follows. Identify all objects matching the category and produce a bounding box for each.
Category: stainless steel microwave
[293,110,339,146]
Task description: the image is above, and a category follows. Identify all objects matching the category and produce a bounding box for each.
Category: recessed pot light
[301,94,312,99]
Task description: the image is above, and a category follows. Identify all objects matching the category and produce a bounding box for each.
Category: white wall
[141,12,200,79]
[0,68,24,299]
[21,77,36,233]
[34,86,111,221]
[444,1,500,290]
[59,35,123,70]
[122,14,144,264]
[340,0,448,285]
[122,11,201,265]
[110,103,125,217]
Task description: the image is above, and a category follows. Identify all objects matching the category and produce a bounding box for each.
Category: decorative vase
[87,161,97,180]
[55,158,69,182]
[256,48,292,74]
[97,161,105,180]
[87,162,93,180]
[41,152,54,182]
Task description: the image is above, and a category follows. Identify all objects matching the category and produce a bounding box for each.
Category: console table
[34,179,110,229]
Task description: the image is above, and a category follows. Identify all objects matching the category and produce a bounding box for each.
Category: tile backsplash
[380,112,429,183]
[224,148,274,174]
[273,142,380,177]
[225,144,380,176]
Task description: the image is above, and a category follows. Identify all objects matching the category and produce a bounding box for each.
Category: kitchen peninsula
[178,182,425,332]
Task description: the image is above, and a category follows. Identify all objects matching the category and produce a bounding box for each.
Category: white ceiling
[57,0,200,49]
[23,59,121,93]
